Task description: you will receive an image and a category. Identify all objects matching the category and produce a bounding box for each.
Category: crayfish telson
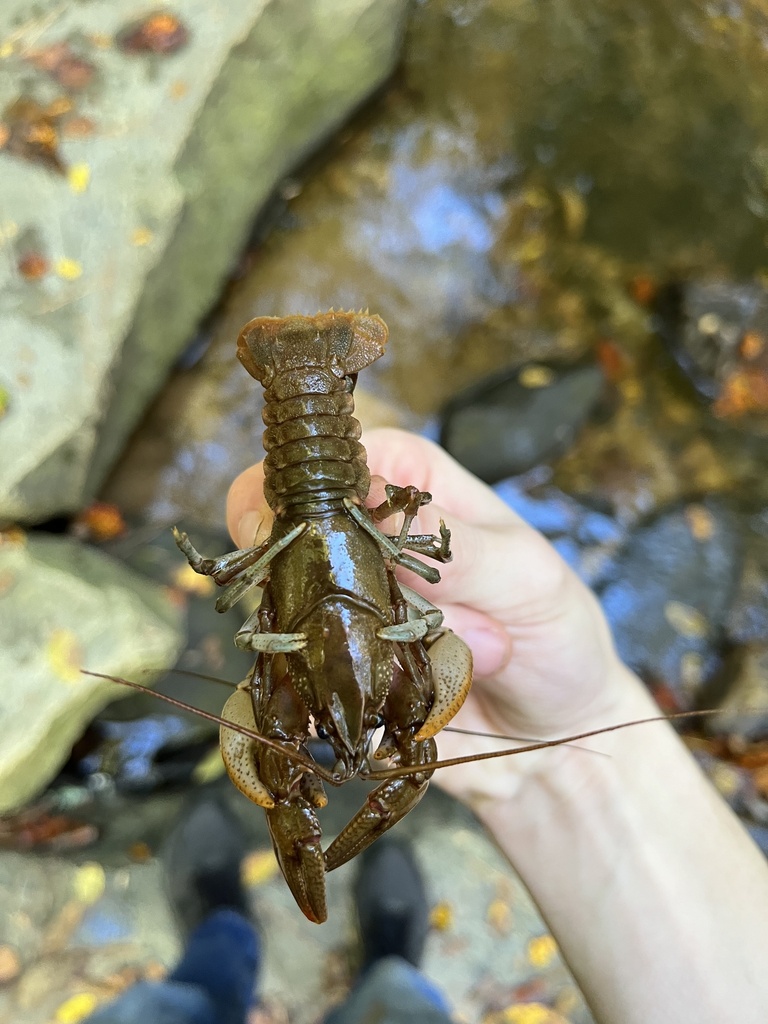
[172,312,473,922]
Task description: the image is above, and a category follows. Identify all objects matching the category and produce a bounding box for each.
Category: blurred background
[2,0,768,1021]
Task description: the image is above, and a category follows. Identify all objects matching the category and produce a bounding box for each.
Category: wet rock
[0,0,409,522]
[706,646,768,743]
[598,500,743,707]
[76,523,254,792]
[441,361,606,482]
[655,279,768,417]
[726,523,768,646]
[493,474,624,587]
[0,532,183,812]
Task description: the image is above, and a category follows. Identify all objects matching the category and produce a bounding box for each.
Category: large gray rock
[0,0,408,523]
[0,533,183,812]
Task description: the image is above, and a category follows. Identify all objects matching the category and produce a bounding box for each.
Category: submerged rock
[598,500,743,708]
[0,532,183,812]
[441,361,606,482]
[726,522,768,646]
[655,279,768,418]
[0,0,409,522]
[706,645,768,743]
[493,475,624,587]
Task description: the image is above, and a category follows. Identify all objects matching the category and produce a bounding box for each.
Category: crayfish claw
[267,801,327,923]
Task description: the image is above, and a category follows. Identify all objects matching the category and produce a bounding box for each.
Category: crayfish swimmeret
[172,311,474,922]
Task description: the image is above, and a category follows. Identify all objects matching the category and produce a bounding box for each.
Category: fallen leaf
[497,1003,568,1024]
[429,901,454,931]
[2,96,66,172]
[55,991,100,1023]
[714,366,768,418]
[679,651,704,694]
[684,504,715,541]
[73,862,105,905]
[131,226,153,246]
[527,934,558,969]
[752,764,768,798]
[47,629,83,683]
[596,339,626,382]
[67,163,91,193]
[629,274,657,307]
[62,116,96,138]
[486,898,512,934]
[128,841,153,863]
[55,257,83,280]
[0,526,26,546]
[740,331,766,361]
[26,43,96,91]
[664,601,709,639]
[243,849,279,887]
[559,186,587,238]
[73,502,126,542]
[172,563,216,596]
[519,365,555,389]
[118,12,189,54]
[0,945,21,985]
[18,252,48,279]
[142,961,167,981]
[191,746,226,784]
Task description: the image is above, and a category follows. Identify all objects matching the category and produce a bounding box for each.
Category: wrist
[469,663,675,839]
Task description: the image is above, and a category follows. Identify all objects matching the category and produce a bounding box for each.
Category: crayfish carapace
[172,311,474,922]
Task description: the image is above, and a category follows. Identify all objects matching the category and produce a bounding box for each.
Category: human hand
[226,428,654,809]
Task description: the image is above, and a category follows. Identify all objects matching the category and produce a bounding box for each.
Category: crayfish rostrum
[172,311,473,922]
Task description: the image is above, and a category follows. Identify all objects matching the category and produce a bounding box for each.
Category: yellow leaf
[559,186,587,238]
[55,258,83,280]
[73,863,105,905]
[243,849,279,887]
[527,933,558,968]
[429,901,454,931]
[519,365,555,389]
[517,234,547,263]
[47,629,83,683]
[619,378,643,404]
[501,1004,567,1024]
[172,564,216,597]
[554,986,581,1017]
[664,601,709,639]
[131,226,153,246]
[56,992,99,1023]
[486,898,512,933]
[684,504,715,541]
[67,164,91,193]
[192,745,226,783]
[0,42,14,58]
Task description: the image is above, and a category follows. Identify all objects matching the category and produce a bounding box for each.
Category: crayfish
[88,311,754,922]
[170,311,473,923]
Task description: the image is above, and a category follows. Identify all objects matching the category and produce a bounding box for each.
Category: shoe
[353,838,429,971]
[164,794,251,936]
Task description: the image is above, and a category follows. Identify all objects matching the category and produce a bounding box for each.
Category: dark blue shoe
[165,795,252,937]
[353,838,429,971]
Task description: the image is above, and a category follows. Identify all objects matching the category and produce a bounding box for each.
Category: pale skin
[228,428,768,1024]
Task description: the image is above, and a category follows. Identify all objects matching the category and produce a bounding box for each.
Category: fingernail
[237,511,263,547]
[462,627,511,678]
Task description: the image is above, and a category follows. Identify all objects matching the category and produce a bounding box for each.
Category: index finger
[227,428,520,547]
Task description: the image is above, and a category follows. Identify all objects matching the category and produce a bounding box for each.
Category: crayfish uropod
[172,311,473,923]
